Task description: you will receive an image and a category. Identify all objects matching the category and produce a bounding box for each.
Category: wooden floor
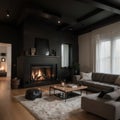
[0,77,104,120]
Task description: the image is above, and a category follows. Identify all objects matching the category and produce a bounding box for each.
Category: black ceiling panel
[0,0,120,34]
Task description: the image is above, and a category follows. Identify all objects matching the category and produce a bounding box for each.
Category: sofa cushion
[80,72,92,80]
[103,89,120,100]
[78,72,120,93]
[80,80,116,92]
[92,73,104,82]
[115,76,120,85]
[101,74,118,84]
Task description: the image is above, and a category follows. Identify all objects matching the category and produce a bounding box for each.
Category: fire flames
[31,67,54,81]
[32,70,45,81]
[0,66,5,72]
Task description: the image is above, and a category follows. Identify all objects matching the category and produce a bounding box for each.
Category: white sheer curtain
[95,32,120,74]
[95,34,111,73]
[112,37,120,74]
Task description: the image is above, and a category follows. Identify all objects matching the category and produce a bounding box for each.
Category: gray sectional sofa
[73,72,120,92]
[73,72,120,120]
[81,90,120,120]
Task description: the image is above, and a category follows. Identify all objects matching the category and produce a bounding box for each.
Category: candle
[61,82,65,87]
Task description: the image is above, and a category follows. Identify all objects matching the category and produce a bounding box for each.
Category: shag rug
[15,93,83,120]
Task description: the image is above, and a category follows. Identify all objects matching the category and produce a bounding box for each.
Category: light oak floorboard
[0,78,104,120]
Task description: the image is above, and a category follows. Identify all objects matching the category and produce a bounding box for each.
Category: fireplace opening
[0,62,7,77]
[30,64,57,83]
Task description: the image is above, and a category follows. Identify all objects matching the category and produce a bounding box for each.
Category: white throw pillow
[115,76,120,85]
[80,72,92,80]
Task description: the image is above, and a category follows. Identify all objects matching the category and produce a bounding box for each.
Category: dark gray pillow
[103,89,120,100]
[116,96,120,101]
[98,88,114,98]
[98,91,109,98]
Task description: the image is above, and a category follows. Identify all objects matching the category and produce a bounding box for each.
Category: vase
[31,48,36,56]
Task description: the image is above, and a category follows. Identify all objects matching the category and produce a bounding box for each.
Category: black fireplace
[17,56,60,87]
[30,64,57,83]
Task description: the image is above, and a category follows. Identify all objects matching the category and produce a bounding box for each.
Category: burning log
[37,76,42,80]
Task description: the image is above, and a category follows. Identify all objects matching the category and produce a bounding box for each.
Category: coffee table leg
[79,90,82,96]
[79,90,87,95]
[65,92,67,102]
[49,87,51,95]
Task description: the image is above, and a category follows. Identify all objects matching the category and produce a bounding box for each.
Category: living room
[0,0,120,120]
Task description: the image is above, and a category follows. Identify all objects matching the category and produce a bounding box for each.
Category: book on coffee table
[67,84,78,88]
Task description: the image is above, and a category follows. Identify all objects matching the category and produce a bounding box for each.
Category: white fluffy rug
[15,93,83,120]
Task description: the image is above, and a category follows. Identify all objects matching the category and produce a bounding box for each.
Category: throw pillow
[98,91,107,98]
[116,96,120,101]
[80,72,92,80]
[115,76,120,85]
[98,90,110,98]
[103,89,120,100]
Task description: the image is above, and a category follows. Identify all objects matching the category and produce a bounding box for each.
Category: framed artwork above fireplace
[35,38,49,56]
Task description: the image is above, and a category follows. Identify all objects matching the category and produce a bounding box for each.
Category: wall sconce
[1,53,6,62]
[1,57,6,62]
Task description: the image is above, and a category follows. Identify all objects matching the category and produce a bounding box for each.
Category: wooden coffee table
[49,84,87,102]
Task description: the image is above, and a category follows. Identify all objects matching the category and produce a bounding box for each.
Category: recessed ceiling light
[68,27,72,30]
[6,14,10,18]
[6,11,10,18]
[58,20,61,24]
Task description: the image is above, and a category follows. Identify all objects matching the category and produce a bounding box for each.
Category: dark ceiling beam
[17,6,62,25]
[77,8,103,22]
[15,0,28,25]
[17,8,29,25]
[94,0,119,9]
[56,23,70,31]
[59,8,103,31]
[76,0,120,15]
[26,2,62,18]
[28,9,60,20]
[16,1,62,25]
[76,14,120,35]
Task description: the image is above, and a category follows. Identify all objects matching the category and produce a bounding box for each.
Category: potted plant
[11,77,20,89]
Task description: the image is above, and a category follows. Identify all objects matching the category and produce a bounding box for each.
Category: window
[96,37,120,74]
[112,39,120,74]
[61,44,69,67]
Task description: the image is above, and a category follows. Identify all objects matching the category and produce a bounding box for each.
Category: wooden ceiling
[0,0,120,34]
